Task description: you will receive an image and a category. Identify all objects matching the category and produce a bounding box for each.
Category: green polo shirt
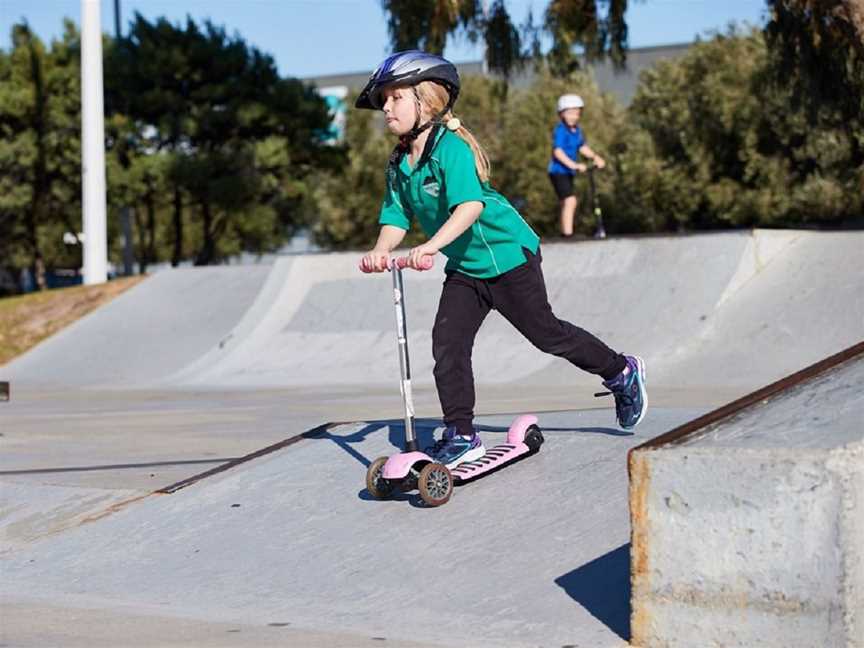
[378,129,540,279]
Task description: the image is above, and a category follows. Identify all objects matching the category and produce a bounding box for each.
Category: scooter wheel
[418,463,453,507]
[366,456,395,499]
[524,424,544,451]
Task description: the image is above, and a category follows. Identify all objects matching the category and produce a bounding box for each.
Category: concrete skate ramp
[165,229,863,394]
[0,407,703,647]
[4,265,270,388]
[3,229,862,395]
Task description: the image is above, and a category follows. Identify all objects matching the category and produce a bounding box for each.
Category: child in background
[357,51,646,468]
[548,94,606,237]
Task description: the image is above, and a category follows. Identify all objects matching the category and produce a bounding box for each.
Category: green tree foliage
[308,99,395,249]
[765,0,864,122]
[544,0,629,74]
[381,0,629,77]
[106,151,168,273]
[626,27,863,228]
[0,21,81,281]
[106,14,336,266]
[381,0,481,57]
[1,13,340,286]
[763,0,864,209]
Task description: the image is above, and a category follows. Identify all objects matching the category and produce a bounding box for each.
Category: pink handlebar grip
[359,255,434,273]
[395,255,434,271]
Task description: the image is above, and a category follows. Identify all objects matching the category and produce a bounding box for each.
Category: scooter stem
[392,264,418,452]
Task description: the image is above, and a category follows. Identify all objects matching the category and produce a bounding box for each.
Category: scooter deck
[450,441,532,483]
[378,415,541,484]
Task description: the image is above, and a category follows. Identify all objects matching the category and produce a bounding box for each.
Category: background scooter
[586,161,607,239]
[359,255,544,507]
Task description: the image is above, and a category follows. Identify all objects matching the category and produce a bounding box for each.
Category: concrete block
[629,344,864,648]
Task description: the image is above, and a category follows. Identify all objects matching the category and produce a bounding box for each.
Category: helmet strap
[386,85,456,180]
[403,85,455,146]
[387,122,442,183]
[415,123,443,169]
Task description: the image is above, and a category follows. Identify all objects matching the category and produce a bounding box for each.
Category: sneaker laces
[427,437,449,454]
[425,427,459,455]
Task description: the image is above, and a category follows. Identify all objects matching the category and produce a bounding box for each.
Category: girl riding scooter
[358,51,647,469]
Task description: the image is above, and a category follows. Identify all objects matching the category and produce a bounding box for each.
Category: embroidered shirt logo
[422,178,440,197]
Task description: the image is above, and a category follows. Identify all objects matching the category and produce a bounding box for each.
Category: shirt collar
[399,127,448,175]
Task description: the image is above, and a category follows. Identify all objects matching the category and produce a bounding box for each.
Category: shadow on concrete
[8,421,626,482]
[157,417,631,495]
[356,488,429,508]
[323,418,630,472]
[555,543,631,641]
[316,418,442,469]
[539,426,632,437]
[328,419,628,460]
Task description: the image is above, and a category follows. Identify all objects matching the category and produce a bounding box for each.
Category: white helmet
[557,94,584,112]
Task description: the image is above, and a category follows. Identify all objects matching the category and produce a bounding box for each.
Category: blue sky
[0,0,768,78]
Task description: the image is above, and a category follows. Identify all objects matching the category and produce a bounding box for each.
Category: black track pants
[432,248,626,435]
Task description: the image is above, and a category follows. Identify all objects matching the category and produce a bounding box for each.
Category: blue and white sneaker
[425,426,486,469]
[596,355,647,429]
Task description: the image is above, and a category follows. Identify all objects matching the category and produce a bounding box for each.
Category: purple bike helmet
[359,51,462,175]
[355,50,460,111]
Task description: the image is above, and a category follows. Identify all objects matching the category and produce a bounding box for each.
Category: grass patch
[0,276,147,366]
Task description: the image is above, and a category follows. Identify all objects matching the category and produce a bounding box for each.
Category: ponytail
[415,81,491,183]
[445,111,491,183]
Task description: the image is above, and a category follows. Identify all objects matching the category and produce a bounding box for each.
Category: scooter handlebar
[359,255,434,273]
[394,256,434,270]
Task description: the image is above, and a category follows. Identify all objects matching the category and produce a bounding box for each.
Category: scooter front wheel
[418,463,453,507]
[366,456,395,499]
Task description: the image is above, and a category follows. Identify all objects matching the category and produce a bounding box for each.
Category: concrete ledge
[629,342,864,648]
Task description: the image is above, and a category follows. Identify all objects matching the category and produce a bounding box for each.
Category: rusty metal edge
[628,450,652,645]
[155,421,344,494]
[629,339,864,460]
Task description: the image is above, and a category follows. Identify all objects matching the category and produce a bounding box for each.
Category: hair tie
[446,117,461,131]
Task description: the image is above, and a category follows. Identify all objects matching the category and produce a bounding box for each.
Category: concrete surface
[0,596,451,648]
[629,351,864,648]
[1,409,701,648]
[1,229,862,647]
[5,265,270,389]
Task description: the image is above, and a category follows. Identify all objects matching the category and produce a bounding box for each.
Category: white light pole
[81,0,108,285]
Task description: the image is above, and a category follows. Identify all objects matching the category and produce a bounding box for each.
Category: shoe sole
[442,444,486,470]
[624,355,648,429]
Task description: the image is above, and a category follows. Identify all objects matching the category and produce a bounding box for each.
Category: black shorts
[549,173,575,200]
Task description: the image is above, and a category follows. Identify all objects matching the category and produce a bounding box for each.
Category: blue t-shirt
[547,122,585,175]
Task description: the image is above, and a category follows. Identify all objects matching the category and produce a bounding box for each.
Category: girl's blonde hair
[414,81,491,183]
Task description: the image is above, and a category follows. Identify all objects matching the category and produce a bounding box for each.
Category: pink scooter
[359,254,544,507]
